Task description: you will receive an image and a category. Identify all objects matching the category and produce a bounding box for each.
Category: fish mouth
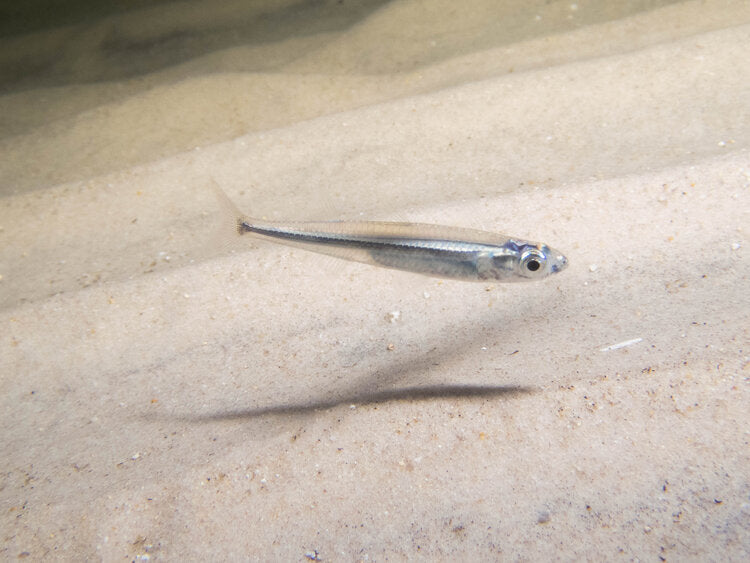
[550,253,568,274]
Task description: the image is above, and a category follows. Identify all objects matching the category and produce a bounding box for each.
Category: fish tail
[209,179,254,253]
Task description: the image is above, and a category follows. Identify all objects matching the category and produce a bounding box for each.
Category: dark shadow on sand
[144,287,559,426]
[178,383,534,422]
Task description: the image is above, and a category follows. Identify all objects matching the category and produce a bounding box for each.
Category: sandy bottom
[1,0,749,560]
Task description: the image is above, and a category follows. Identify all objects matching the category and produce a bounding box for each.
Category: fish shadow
[182,383,534,422]
[163,285,561,424]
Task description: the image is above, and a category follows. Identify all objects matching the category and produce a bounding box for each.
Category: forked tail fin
[209,179,252,253]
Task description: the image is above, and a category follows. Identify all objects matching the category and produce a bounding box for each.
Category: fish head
[486,240,568,281]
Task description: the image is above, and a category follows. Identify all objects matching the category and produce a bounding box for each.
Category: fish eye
[521,249,546,275]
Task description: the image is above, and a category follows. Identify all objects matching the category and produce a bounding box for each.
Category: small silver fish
[214,185,567,282]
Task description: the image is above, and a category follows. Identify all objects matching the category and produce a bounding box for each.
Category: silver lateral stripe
[240,220,500,254]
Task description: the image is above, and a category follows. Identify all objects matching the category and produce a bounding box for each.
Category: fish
[213,183,568,282]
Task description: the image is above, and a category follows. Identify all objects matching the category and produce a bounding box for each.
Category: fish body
[216,186,567,282]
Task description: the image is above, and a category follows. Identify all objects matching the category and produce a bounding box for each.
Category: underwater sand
[1,0,749,559]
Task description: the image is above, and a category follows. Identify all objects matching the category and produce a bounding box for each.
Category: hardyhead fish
[214,184,567,282]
